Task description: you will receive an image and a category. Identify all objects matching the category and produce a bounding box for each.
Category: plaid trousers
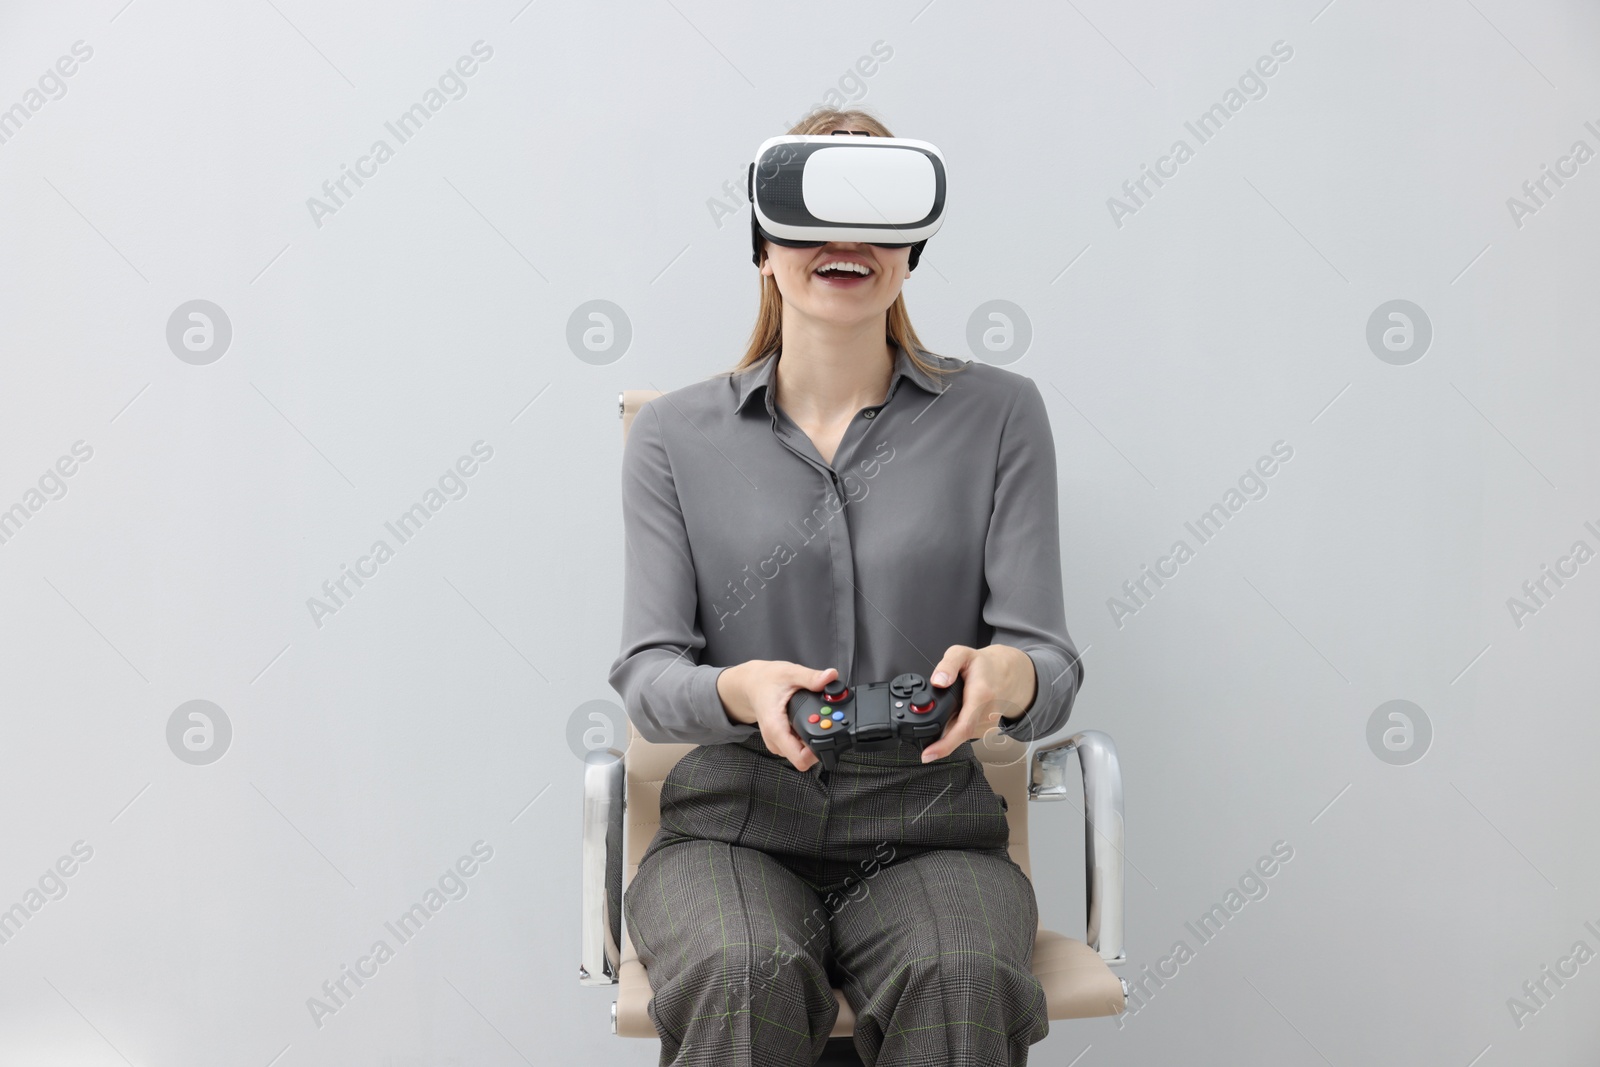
[623,733,1048,1066]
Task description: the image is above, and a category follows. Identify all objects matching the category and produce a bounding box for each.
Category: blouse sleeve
[983,377,1086,742]
[608,401,759,745]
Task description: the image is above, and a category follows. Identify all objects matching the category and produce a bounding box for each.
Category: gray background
[1,0,1596,1064]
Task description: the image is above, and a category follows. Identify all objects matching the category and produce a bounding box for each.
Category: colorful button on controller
[831,710,844,721]
[808,713,820,724]
[819,719,832,729]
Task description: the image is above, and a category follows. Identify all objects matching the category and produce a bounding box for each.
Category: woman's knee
[894,946,1045,1019]
[668,932,825,997]
[653,935,840,1061]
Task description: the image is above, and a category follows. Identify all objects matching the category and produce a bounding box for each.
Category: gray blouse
[609,343,1085,749]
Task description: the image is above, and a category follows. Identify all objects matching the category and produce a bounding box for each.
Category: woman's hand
[716,660,838,773]
[919,644,1037,763]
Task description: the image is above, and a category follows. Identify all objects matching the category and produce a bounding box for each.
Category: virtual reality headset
[748,131,946,272]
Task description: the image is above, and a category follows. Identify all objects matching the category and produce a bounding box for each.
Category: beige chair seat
[616,928,1124,1038]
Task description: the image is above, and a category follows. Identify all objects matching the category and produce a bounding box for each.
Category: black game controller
[788,673,964,775]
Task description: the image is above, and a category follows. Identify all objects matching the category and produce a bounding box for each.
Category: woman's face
[759,240,912,329]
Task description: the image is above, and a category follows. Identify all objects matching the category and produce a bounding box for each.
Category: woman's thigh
[827,847,1047,1065]
[624,835,841,1064]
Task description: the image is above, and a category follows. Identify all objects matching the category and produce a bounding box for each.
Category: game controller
[788,673,964,775]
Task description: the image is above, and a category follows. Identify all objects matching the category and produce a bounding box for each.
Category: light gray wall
[1,1,1596,1064]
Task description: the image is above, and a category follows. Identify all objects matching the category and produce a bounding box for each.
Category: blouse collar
[731,341,949,416]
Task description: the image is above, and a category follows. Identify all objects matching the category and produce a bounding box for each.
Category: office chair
[582,390,1129,1063]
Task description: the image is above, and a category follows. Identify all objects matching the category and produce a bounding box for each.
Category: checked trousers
[622,733,1049,1067]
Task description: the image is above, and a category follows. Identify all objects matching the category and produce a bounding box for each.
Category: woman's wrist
[992,644,1036,722]
[716,662,754,725]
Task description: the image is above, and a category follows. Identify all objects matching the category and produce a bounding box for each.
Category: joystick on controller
[788,672,964,779]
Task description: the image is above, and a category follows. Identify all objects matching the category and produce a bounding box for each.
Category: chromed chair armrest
[1028,730,1125,965]
[580,749,626,986]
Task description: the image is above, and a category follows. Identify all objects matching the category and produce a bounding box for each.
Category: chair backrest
[617,389,1035,911]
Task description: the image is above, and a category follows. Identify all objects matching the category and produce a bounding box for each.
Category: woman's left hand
[919,644,1037,763]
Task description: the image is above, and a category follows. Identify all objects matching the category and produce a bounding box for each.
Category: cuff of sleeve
[692,664,759,745]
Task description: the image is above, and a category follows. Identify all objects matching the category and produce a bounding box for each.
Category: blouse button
[863,409,877,419]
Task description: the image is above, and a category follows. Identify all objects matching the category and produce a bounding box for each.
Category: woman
[610,108,1085,1067]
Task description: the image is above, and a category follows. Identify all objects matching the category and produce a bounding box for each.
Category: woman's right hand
[716,660,837,773]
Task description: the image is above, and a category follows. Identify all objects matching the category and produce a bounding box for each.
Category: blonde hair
[732,107,954,383]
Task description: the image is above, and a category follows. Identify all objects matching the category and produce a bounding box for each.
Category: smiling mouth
[813,260,874,283]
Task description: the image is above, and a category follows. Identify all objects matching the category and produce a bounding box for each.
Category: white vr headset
[748,132,947,272]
